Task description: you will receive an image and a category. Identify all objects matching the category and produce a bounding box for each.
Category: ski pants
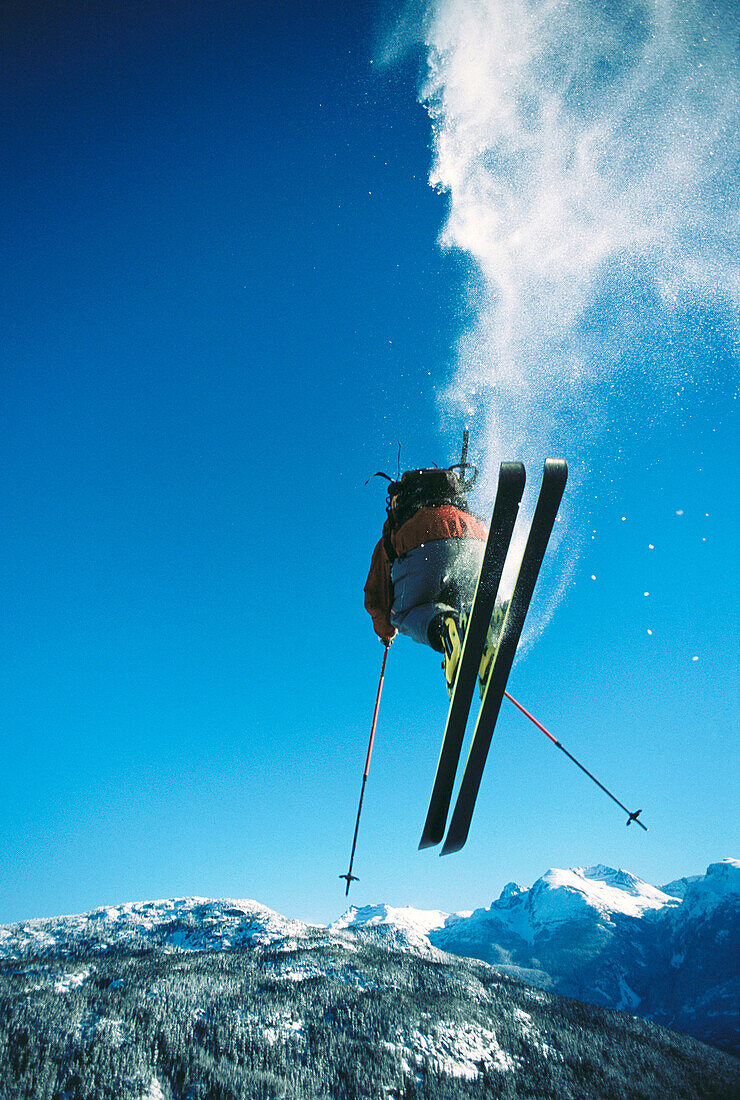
[390,537,486,648]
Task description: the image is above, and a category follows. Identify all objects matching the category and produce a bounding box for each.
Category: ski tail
[440,459,568,856]
[419,461,526,849]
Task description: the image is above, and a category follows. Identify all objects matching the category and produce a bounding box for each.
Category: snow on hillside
[423,861,737,957]
[526,864,681,924]
[0,897,319,961]
[662,859,739,906]
[331,904,448,953]
[332,865,687,956]
[680,859,740,915]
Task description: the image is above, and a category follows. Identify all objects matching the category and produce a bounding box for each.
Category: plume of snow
[381,0,739,637]
[415,0,739,468]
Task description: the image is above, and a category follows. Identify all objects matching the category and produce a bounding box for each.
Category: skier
[364,463,503,693]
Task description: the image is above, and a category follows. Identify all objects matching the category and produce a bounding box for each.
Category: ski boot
[430,612,466,699]
[478,600,508,698]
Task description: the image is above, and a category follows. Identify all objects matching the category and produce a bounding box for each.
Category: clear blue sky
[1,0,737,927]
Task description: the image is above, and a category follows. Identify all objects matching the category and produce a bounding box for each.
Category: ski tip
[439,832,467,857]
[499,461,526,490]
[418,830,442,851]
[544,457,568,484]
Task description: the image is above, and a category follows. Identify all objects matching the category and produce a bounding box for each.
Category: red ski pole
[504,691,648,830]
[340,640,392,894]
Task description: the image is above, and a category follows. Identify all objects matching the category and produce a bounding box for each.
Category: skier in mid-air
[364,461,504,694]
[346,451,642,878]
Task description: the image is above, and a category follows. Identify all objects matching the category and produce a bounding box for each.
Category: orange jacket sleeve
[363,530,395,642]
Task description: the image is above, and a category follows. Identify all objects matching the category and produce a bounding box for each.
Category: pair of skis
[420,458,568,855]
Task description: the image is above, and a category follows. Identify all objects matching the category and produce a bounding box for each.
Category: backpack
[386,467,475,528]
[366,434,478,550]
[367,457,477,525]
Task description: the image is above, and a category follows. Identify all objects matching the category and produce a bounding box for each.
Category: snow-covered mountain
[4,902,738,1100]
[333,860,740,1055]
[1,860,736,1057]
[0,896,317,961]
[331,903,450,954]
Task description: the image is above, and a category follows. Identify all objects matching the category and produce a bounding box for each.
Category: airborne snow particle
[676,509,684,516]
[647,629,653,635]
[692,656,699,662]
[643,591,650,597]
[648,544,655,550]
[591,574,597,580]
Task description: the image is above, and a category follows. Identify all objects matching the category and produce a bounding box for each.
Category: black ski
[440,458,568,856]
[419,461,526,849]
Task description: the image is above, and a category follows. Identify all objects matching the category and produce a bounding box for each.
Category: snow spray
[382,0,739,632]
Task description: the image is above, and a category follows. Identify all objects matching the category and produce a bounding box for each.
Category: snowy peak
[528,865,680,925]
[447,864,682,950]
[498,882,525,902]
[682,858,740,911]
[428,861,739,1056]
[661,859,739,904]
[660,875,702,899]
[332,903,448,934]
[330,904,449,953]
[0,897,317,961]
[708,857,740,887]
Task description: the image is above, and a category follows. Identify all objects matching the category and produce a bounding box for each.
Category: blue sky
[1,0,737,927]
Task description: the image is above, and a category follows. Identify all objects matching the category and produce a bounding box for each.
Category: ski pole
[504,691,648,831]
[340,640,392,894]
